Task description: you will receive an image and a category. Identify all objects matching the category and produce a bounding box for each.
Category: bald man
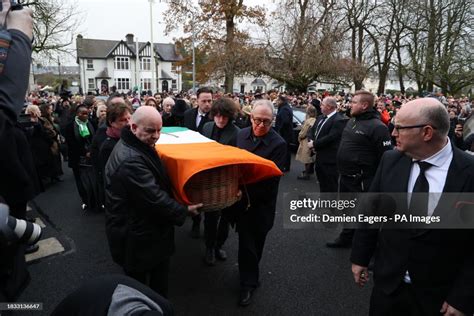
[104,106,201,297]
[351,98,474,316]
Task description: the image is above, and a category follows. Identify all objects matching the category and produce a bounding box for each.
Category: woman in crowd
[65,105,96,211]
[295,105,317,180]
[201,97,240,265]
[38,103,63,183]
[145,97,161,112]
[165,99,188,127]
[161,97,175,126]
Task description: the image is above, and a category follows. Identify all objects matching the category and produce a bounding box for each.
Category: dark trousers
[192,213,201,228]
[315,162,338,193]
[337,175,364,242]
[124,258,170,298]
[72,167,88,205]
[237,224,268,290]
[204,211,229,249]
[369,283,446,316]
[283,143,291,171]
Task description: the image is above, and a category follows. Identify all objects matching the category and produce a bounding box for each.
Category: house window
[114,78,130,90]
[114,57,130,70]
[171,63,178,73]
[86,59,94,70]
[141,58,151,71]
[172,79,177,91]
[141,78,151,90]
[88,78,95,90]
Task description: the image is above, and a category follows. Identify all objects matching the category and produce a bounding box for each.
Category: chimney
[125,33,134,45]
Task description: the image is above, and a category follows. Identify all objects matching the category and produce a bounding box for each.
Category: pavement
[17,156,371,316]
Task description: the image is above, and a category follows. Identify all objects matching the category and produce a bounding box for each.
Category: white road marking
[25,237,65,262]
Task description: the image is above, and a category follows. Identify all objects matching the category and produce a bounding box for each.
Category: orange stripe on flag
[155,142,282,204]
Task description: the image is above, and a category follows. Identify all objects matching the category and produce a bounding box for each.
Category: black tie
[315,116,327,138]
[409,161,432,216]
[198,114,206,131]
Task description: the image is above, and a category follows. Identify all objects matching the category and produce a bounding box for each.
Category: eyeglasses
[251,117,272,127]
[393,124,437,132]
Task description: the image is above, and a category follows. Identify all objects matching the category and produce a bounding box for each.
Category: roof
[160,70,173,80]
[76,36,182,62]
[251,78,266,86]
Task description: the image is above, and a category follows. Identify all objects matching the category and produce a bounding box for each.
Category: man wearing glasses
[351,98,474,316]
[233,100,286,306]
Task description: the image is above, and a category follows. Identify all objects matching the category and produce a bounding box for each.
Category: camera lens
[7,216,42,245]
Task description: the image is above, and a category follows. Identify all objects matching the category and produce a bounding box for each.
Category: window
[172,79,177,91]
[88,78,95,90]
[171,63,178,73]
[141,58,151,71]
[86,59,94,70]
[141,78,151,90]
[114,57,130,70]
[114,78,130,90]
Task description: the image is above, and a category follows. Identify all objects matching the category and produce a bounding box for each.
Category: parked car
[290,109,306,151]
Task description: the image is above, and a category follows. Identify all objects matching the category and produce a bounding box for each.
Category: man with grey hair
[231,99,286,306]
[104,106,202,297]
[308,96,347,193]
[351,98,474,316]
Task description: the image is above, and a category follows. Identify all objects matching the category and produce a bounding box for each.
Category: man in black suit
[351,98,474,316]
[184,87,213,238]
[184,87,213,134]
[308,96,347,193]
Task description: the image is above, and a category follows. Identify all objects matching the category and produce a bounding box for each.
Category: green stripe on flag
[162,127,189,133]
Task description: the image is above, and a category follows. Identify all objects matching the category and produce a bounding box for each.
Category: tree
[25,0,80,61]
[403,0,473,95]
[164,0,266,93]
[258,0,351,93]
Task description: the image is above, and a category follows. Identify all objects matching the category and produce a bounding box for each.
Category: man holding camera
[0,0,36,303]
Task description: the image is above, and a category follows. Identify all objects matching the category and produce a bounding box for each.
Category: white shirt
[407,138,453,216]
[195,109,207,128]
[315,109,336,139]
[405,138,452,284]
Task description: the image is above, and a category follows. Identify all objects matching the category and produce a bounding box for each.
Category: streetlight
[148,0,156,93]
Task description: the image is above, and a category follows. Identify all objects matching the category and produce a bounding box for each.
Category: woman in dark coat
[201,97,240,265]
[38,103,63,182]
[65,105,96,211]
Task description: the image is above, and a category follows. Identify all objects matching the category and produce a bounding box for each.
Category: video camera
[0,0,23,11]
[0,203,42,245]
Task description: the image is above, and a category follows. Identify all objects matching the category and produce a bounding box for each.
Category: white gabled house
[76,33,183,94]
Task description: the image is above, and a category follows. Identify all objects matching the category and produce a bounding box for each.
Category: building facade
[76,34,183,94]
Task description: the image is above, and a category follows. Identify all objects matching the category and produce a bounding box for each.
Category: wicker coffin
[184,164,240,212]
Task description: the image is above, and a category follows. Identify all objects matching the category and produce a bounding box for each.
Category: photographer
[0,0,36,302]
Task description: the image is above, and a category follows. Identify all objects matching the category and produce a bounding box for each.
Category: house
[76,33,183,94]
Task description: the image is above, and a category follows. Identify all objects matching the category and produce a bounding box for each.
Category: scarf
[75,116,90,138]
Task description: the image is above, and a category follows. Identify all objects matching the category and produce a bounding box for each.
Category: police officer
[327,90,393,248]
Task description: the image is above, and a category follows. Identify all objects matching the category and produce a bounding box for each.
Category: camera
[0,1,22,12]
[0,203,42,245]
[458,117,468,126]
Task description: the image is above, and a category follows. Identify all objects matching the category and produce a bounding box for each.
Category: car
[290,109,306,151]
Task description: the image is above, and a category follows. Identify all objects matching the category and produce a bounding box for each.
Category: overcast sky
[62,0,274,65]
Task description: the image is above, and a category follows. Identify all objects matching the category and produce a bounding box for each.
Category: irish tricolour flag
[155,127,283,205]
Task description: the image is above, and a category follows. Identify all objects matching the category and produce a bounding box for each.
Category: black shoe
[297,173,310,180]
[215,248,227,261]
[25,244,39,254]
[204,248,215,266]
[238,289,254,306]
[326,237,352,248]
[191,224,201,239]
